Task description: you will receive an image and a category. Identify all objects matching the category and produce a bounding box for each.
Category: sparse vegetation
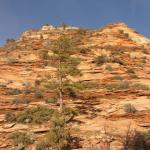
[105,81,129,91]
[34,89,43,98]
[123,103,137,114]
[45,97,58,104]
[10,132,34,149]
[6,88,22,95]
[112,75,124,81]
[132,83,149,91]
[36,141,50,150]
[45,35,81,110]
[123,127,150,150]
[47,112,71,150]
[6,106,54,124]
[127,68,135,74]
[95,55,108,66]
[12,98,31,105]
[105,64,113,71]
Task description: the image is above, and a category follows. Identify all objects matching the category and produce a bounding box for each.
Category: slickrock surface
[0,23,149,149]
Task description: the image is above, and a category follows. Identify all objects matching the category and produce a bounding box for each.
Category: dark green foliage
[123,104,137,114]
[66,87,78,98]
[10,132,33,148]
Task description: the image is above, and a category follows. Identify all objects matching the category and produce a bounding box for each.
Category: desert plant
[95,55,108,66]
[12,98,31,105]
[47,112,71,150]
[46,36,81,110]
[123,126,150,150]
[132,83,149,91]
[6,106,54,124]
[127,68,135,74]
[105,81,129,91]
[5,112,16,122]
[45,97,58,104]
[112,75,124,81]
[7,88,22,95]
[10,132,33,149]
[36,141,50,150]
[34,89,43,98]
[105,65,113,71]
[123,103,137,114]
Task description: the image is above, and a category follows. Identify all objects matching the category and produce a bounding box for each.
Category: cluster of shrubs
[5,106,79,124]
[123,129,150,150]
[12,98,31,105]
[10,132,34,150]
[131,83,149,91]
[6,88,22,95]
[5,106,54,124]
[95,55,125,66]
[9,107,79,150]
[72,81,100,90]
[36,109,77,150]
[105,81,129,91]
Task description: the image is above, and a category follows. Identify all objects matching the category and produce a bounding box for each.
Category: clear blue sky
[0,0,150,46]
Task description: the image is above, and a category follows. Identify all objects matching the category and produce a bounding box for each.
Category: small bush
[79,48,89,54]
[5,112,16,122]
[123,104,137,114]
[112,75,124,81]
[36,141,50,150]
[123,129,150,150]
[112,58,125,65]
[105,65,113,71]
[73,81,100,90]
[34,90,43,98]
[10,132,33,148]
[45,97,58,104]
[127,68,135,74]
[66,87,78,98]
[12,98,31,105]
[132,83,149,91]
[47,113,71,150]
[95,55,108,66]
[6,106,54,124]
[7,88,22,95]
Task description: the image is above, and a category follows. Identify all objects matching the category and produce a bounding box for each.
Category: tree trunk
[58,57,63,111]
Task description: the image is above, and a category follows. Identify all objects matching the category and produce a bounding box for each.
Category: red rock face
[0,22,150,150]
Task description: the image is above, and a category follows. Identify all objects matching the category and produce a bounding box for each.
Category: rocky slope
[0,23,150,150]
